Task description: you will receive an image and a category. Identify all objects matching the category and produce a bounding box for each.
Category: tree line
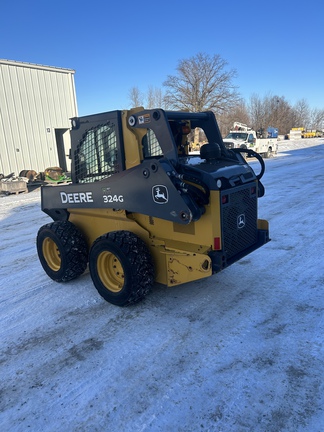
[128,52,324,137]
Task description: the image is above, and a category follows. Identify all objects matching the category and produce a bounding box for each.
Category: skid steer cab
[37,107,270,306]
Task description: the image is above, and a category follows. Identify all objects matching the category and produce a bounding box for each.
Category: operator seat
[200,143,221,161]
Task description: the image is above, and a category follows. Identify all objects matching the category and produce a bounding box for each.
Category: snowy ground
[1,138,324,432]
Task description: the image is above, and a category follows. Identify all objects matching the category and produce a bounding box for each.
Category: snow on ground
[1,139,324,431]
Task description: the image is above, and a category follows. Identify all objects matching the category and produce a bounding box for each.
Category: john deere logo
[152,185,168,204]
[237,214,246,229]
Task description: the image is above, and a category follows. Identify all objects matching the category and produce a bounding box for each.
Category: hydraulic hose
[232,148,265,180]
[172,172,210,206]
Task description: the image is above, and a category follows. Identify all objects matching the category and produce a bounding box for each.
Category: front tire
[89,231,154,306]
[37,221,88,282]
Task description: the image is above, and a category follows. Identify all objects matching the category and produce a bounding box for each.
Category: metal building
[0,59,78,176]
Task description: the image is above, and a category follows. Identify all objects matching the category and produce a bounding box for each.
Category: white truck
[223,122,278,158]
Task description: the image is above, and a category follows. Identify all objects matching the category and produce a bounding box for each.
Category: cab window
[142,129,163,158]
[75,123,118,183]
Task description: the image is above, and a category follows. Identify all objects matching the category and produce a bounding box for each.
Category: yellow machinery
[37,108,270,306]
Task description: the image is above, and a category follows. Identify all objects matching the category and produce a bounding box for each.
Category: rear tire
[89,231,154,306]
[37,221,88,282]
[264,148,272,158]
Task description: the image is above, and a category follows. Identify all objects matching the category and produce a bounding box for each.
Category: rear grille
[221,186,257,259]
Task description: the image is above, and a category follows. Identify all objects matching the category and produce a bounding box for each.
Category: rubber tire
[37,220,88,282]
[265,148,271,158]
[89,231,154,306]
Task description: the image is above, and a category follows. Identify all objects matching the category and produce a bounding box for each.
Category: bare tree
[128,68,323,135]
[309,108,324,130]
[274,97,296,134]
[218,99,250,136]
[291,100,324,130]
[248,94,267,131]
[163,52,240,113]
[248,94,295,135]
[147,86,165,109]
[293,99,310,128]
[128,86,144,108]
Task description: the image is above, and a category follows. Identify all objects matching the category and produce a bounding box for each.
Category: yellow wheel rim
[42,237,61,271]
[97,251,124,293]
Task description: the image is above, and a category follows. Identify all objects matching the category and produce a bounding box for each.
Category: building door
[55,128,70,172]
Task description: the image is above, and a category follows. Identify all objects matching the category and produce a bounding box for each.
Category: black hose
[174,179,209,206]
[232,148,265,180]
[180,173,210,198]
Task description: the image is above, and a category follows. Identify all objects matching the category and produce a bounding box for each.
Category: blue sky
[1,0,323,116]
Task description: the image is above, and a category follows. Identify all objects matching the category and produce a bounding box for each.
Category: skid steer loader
[36,107,270,306]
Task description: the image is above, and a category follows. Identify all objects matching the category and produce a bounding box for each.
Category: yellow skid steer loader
[37,108,270,306]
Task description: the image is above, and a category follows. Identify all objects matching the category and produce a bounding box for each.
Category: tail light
[222,195,228,204]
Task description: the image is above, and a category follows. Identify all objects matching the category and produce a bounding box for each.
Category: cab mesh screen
[143,129,163,157]
[75,123,118,183]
